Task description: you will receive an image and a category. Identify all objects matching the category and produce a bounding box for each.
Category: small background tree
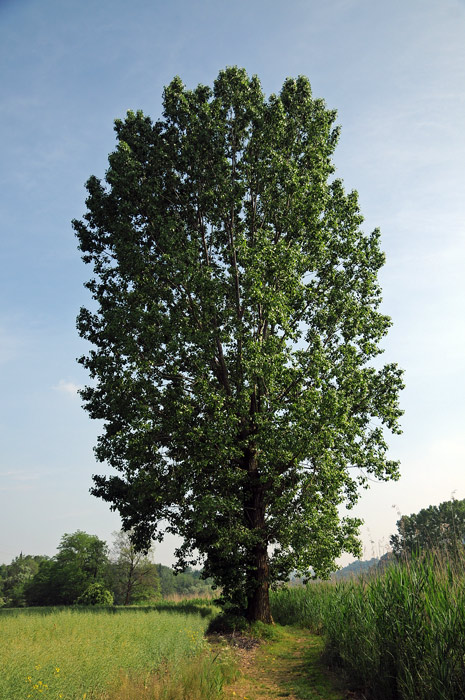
[26,531,109,605]
[109,530,161,605]
[391,498,465,559]
[0,554,47,608]
[155,564,214,599]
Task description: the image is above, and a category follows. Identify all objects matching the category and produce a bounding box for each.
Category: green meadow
[0,603,234,700]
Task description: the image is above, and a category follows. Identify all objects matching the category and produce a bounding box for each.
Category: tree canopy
[0,554,46,607]
[25,531,109,606]
[390,498,465,559]
[74,67,403,622]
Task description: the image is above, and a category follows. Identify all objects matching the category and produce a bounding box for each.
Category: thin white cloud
[0,470,40,490]
[0,470,38,480]
[54,379,82,397]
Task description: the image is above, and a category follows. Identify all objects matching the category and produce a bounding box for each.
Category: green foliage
[0,554,47,608]
[271,581,335,634]
[25,531,110,605]
[391,497,465,558]
[76,582,114,606]
[156,563,214,598]
[2,536,213,608]
[74,67,403,620]
[24,559,60,607]
[271,553,465,699]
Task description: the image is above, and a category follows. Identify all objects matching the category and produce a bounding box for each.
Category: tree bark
[124,560,135,606]
[244,444,273,624]
[246,542,273,623]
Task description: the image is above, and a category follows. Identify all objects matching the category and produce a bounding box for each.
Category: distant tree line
[0,530,213,608]
[3,497,462,607]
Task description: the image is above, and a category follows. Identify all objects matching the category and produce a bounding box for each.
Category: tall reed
[271,552,465,699]
[270,581,334,633]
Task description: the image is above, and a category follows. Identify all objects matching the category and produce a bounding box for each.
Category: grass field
[271,553,465,700]
[0,603,235,700]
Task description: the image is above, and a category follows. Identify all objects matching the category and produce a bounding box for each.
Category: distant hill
[288,553,395,585]
[331,557,380,580]
[376,551,396,571]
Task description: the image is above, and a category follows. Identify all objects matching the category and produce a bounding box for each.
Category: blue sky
[1,0,464,566]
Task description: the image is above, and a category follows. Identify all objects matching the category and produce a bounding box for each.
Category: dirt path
[217,626,349,700]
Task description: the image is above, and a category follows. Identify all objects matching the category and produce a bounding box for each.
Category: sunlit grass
[0,606,222,700]
[100,646,237,700]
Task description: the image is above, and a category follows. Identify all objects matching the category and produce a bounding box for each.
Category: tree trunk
[246,543,273,623]
[245,443,273,624]
[124,561,135,606]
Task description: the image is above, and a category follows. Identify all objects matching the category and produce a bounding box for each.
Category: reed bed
[271,553,465,699]
[271,581,334,633]
[0,604,233,700]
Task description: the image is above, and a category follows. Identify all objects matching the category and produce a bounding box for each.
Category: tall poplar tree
[74,68,403,622]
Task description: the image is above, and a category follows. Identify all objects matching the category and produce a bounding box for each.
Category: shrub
[76,582,114,606]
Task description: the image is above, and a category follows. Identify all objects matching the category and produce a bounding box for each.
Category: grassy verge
[98,646,237,700]
[271,552,465,699]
